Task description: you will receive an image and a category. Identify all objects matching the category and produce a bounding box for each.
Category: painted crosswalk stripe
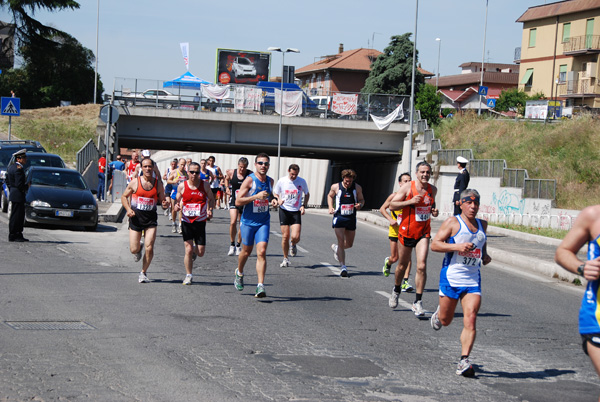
[320,261,341,276]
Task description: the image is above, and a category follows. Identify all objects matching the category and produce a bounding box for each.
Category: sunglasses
[188,170,200,174]
[256,161,270,166]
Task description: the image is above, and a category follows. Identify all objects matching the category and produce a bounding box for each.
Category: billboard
[215,49,271,85]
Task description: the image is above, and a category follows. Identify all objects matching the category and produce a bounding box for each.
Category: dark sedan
[21,167,98,231]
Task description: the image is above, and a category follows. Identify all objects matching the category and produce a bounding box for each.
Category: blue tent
[163,71,211,89]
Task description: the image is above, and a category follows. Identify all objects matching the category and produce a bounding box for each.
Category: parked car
[1,152,66,213]
[122,89,179,109]
[232,57,257,78]
[19,166,98,231]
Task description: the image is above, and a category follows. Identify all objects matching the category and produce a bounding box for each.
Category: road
[0,209,597,401]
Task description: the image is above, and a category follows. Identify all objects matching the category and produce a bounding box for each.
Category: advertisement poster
[215,49,271,85]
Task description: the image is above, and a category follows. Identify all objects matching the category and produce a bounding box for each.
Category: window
[559,65,567,83]
[562,22,571,42]
[521,68,534,87]
[529,28,537,47]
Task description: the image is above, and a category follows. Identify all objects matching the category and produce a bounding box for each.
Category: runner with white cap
[453,156,470,216]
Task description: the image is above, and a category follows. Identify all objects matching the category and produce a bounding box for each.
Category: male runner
[388,161,439,316]
[233,153,277,298]
[167,158,188,233]
[274,164,310,267]
[199,159,215,183]
[121,157,169,283]
[380,172,413,291]
[430,189,491,377]
[225,157,252,256]
[163,158,178,218]
[174,162,215,285]
[125,150,140,183]
[327,169,365,278]
[555,204,600,384]
[207,156,224,209]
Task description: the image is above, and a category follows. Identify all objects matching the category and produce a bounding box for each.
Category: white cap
[457,156,469,164]
[141,150,151,157]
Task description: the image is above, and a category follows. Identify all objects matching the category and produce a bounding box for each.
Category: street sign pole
[99,103,119,203]
[8,116,11,141]
[103,105,111,203]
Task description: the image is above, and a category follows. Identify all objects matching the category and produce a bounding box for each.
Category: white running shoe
[331,244,339,262]
[389,289,400,308]
[280,258,290,267]
[177,225,182,234]
[183,275,192,285]
[138,272,150,283]
[171,224,177,233]
[168,212,172,221]
[290,243,297,257]
[228,245,235,256]
[235,246,242,256]
[133,239,144,262]
[431,305,442,330]
[412,300,426,317]
[456,357,475,377]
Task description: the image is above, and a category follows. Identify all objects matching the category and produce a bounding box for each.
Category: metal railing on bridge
[76,139,99,173]
[436,149,473,165]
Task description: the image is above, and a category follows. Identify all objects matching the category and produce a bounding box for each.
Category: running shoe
[456,357,475,377]
[234,269,244,291]
[382,257,391,277]
[138,272,150,283]
[412,300,426,317]
[235,246,242,256]
[168,212,172,221]
[290,243,297,257]
[183,275,193,285]
[331,244,339,262]
[164,208,169,216]
[254,284,266,298]
[177,225,182,234]
[340,266,348,278]
[228,245,235,256]
[401,280,414,292]
[192,252,197,262]
[280,258,290,268]
[389,289,400,308]
[171,224,177,233]
[133,248,142,262]
[431,305,442,330]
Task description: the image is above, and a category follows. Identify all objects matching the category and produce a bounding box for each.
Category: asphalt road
[0,209,597,401]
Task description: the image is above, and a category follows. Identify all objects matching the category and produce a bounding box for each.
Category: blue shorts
[240,222,270,246]
[439,284,481,299]
[170,188,178,200]
[332,215,356,231]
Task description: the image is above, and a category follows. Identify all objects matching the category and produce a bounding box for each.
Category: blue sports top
[580,234,600,334]
[241,173,272,227]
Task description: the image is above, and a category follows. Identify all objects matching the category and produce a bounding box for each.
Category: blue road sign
[486,98,497,108]
[1,97,20,116]
[478,86,488,96]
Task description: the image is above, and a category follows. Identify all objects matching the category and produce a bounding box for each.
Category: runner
[174,162,215,285]
[233,153,277,298]
[167,158,188,233]
[388,161,439,316]
[199,159,215,183]
[121,157,169,283]
[273,164,310,267]
[125,150,140,183]
[225,157,252,256]
[163,158,178,218]
[380,172,413,291]
[327,169,365,278]
[206,156,224,209]
[429,189,491,377]
[555,204,600,384]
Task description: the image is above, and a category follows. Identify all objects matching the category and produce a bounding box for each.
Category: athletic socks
[415,293,423,302]
[394,285,402,293]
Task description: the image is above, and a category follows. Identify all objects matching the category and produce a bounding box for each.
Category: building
[426,62,519,112]
[516,0,600,108]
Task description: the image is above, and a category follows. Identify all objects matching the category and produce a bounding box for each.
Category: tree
[415,83,441,126]
[362,33,424,95]
[0,1,79,42]
[495,88,544,116]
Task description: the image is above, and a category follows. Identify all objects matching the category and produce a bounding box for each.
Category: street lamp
[478,0,489,116]
[435,38,441,90]
[267,47,300,181]
[94,0,99,104]
[407,0,419,174]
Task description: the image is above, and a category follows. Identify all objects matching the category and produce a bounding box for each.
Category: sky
[2,0,548,94]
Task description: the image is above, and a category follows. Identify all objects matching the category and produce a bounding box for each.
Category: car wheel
[165,103,173,109]
[126,101,134,107]
[1,192,7,213]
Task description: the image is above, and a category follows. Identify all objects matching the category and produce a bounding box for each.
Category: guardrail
[76,139,99,174]
[470,159,505,178]
[440,211,573,230]
[436,149,473,165]
[524,178,556,200]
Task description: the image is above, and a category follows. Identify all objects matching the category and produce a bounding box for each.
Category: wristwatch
[577,264,585,276]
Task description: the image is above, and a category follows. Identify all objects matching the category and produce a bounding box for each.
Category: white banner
[332,93,358,115]
[275,89,303,117]
[370,100,404,130]
[202,84,231,100]
[234,87,262,112]
[180,42,189,70]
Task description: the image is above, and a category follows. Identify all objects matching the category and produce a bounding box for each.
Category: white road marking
[269,231,308,253]
[375,290,416,311]
[320,261,341,276]
[57,246,70,254]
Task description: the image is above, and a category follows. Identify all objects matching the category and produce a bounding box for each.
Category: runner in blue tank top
[556,204,600,386]
[233,153,277,299]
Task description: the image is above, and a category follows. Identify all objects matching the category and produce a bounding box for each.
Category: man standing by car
[7,149,28,242]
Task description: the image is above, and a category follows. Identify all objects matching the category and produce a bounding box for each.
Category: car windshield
[25,156,65,168]
[238,58,251,65]
[30,170,87,190]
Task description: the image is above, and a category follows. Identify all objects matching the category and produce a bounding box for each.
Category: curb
[98,202,124,223]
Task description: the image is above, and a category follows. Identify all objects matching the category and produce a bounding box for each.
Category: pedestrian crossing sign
[1,97,20,116]
[486,98,497,108]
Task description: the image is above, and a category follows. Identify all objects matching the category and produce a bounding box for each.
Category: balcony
[514,47,521,64]
[563,35,600,55]
[556,78,597,97]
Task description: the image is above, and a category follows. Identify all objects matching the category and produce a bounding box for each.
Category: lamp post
[94,0,99,104]
[407,0,419,175]
[267,47,300,181]
[435,38,441,89]
[478,0,489,116]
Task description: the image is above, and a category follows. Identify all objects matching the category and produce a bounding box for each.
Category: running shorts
[332,215,356,231]
[399,235,429,248]
[582,334,600,356]
[279,208,301,226]
[181,220,206,245]
[240,222,270,246]
[439,284,481,299]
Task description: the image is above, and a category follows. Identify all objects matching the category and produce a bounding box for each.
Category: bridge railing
[111,77,411,123]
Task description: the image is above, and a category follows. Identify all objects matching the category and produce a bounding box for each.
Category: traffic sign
[478,86,488,96]
[99,104,119,124]
[486,98,497,108]
[1,97,20,116]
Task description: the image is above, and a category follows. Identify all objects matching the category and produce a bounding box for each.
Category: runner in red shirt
[97,151,107,201]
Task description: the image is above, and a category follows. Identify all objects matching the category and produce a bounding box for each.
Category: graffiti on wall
[492,190,525,215]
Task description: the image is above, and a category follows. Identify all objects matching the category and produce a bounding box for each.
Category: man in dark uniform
[7,149,29,242]
[453,156,470,216]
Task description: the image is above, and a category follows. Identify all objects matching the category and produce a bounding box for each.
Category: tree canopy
[495,88,544,116]
[362,33,424,95]
[415,83,441,126]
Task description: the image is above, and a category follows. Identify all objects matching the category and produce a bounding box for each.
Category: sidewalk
[97,199,124,223]
[308,209,584,285]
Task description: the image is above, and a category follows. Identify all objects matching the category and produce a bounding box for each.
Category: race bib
[415,206,431,222]
[458,248,481,266]
[182,203,202,217]
[340,204,354,216]
[285,189,298,201]
[253,199,269,213]
[136,196,156,211]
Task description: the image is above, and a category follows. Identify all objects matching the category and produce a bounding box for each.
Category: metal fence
[436,149,473,165]
[524,178,556,200]
[470,159,506,177]
[76,139,99,174]
[502,168,528,188]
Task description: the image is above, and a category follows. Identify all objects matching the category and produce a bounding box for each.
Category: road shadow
[250,295,353,304]
[475,366,575,379]
[25,223,117,233]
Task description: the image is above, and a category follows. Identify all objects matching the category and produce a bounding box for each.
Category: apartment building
[517,0,600,108]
